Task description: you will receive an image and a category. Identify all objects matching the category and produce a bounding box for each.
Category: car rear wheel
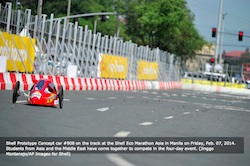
[58,85,63,109]
[12,81,20,103]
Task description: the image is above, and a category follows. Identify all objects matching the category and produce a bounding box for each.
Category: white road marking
[106,154,135,166]
[183,112,190,115]
[223,107,244,111]
[164,116,174,120]
[16,100,27,103]
[63,99,70,101]
[195,109,200,112]
[181,94,187,97]
[126,96,134,99]
[86,98,96,100]
[114,131,131,137]
[152,91,158,94]
[108,130,134,166]
[156,96,161,98]
[172,94,178,96]
[108,97,117,99]
[96,107,109,112]
[142,91,148,93]
[139,122,153,126]
[143,96,149,99]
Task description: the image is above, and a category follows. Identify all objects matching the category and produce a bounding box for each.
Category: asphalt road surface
[0,89,250,166]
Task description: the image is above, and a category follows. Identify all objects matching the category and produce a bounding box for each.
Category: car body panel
[27,79,59,107]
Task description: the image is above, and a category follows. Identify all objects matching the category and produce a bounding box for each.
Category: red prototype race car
[12,79,64,109]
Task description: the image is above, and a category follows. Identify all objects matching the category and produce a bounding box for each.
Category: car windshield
[35,80,45,90]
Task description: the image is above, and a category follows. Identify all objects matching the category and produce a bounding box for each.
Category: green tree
[114,0,206,59]
[19,0,119,36]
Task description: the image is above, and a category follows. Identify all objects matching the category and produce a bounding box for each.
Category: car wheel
[59,85,64,109]
[12,81,20,103]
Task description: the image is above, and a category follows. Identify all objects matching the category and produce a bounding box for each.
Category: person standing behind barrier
[89,62,97,78]
[39,55,47,75]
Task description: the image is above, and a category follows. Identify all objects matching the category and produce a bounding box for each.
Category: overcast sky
[186,0,250,52]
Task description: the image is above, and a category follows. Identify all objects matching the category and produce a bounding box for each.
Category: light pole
[37,0,43,19]
[67,0,71,23]
[214,0,223,66]
[219,13,226,64]
[37,0,43,37]
[94,18,101,34]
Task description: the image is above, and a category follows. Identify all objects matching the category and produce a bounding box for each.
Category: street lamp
[214,0,223,65]
[94,16,110,34]
[94,17,101,34]
[219,13,226,64]
[67,0,71,23]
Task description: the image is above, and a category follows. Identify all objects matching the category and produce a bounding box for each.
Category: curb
[0,72,182,91]
[182,83,250,96]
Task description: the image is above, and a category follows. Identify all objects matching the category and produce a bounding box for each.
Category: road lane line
[108,131,134,166]
[126,96,134,99]
[114,131,131,137]
[183,112,190,115]
[164,116,174,120]
[86,98,96,100]
[139,122,153,126]
[106,154,135,166]
[96,107,109,112]
[108,97,117,99]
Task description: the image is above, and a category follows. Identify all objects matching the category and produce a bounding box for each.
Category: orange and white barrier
[0,72,182,91]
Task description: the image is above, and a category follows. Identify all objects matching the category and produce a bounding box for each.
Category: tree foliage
[113,0,207,59]
[10,0,206,59]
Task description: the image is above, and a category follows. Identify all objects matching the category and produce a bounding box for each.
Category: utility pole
[67,0,71,23]
[214,0,223,66]
[219,13,226,64]
[37,0,43,37]
[115,14,119,37]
